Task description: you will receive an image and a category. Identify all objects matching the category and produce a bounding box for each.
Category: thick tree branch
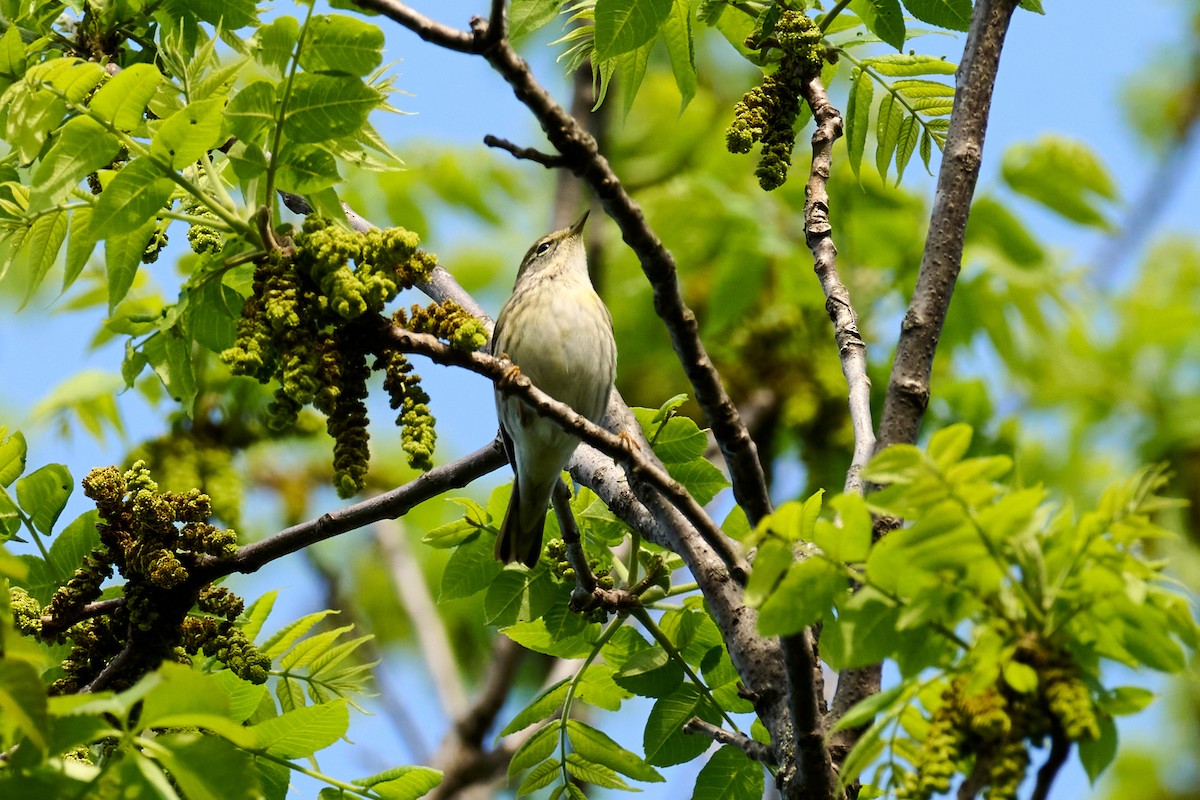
[876,0,1021,452]
[354,0,774,528]
[1031,726,1071,800]
[799,74,875,495]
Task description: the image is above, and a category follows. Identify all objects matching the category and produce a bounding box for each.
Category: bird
[491,211,617,567]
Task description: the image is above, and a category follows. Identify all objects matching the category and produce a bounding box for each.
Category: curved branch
[355,0,773,528]
[798,74,875,495]
[876,0,1021,452]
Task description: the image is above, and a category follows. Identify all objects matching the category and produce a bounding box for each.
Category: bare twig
[684,716,776,764]
[41,597,124,633]
[377,519,468,717]
[483,134,566,168]
[354,0,773,528]
[798,74,875,495]
[552,481,644,613]
[876,0,1022,452]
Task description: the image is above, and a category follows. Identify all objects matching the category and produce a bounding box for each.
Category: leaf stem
[819,0,855,32]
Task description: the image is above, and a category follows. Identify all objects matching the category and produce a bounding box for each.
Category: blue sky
[1,0,1197,798]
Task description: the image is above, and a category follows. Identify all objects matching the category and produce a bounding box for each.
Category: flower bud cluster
[726,10,824,190]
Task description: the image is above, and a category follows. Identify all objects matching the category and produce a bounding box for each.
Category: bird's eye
[536,241,553,256]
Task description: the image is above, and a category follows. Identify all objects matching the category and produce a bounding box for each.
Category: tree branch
[798,74,875,495]
[683,716,776,765]
[1031,726,1071,800]
[876,0,1021,453]
[191,439,507,581]
[483,134,566,168]
[355,0,774,527]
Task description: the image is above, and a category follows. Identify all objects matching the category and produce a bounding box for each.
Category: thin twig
[552,481,643,613]
[683,716,776,765]
[41,597,124,633]
[484,134,566,168]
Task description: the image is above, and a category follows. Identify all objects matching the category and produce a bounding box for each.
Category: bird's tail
[495,478,550,568]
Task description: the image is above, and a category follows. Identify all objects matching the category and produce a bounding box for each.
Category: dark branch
[876,0,1021,452]
[1031,726,1071,800]
[683,716,776,765]
[192,439,507,581]
[780,630,836,800]
[483,134,566,168]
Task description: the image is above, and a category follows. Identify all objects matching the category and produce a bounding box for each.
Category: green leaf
[503,618,600,659]
[568,719,664,782]
[863,53,957,76]
[518,758,561,796]
[276,144,340,194]
[354,766,443,800]
[564,752,632,790]
[1100,686,1155,716]
[875,92,903,181]
[690,745,763,800]
[757,557,844,636]
[142,329,198,409]
[29,116,120,210]
[510,0,563,39]
[661,0,696,111]
[1001,136,1118,229]
[301,15,384,77]
[829,683,907,733]
[173,0,259,28]
[151,735,262,800]
[593,0,673,60]
[893,114,919,182]
[439,536,503,601]
[226,80,277,143]
[15,463,72,536]
[862,443,924,483]
[93,158,174,234]
[284,73,380,144]
[815,494,872,563]
[0,26,27,92]
[260,609,337,658]
[846,67,872,177]
[502,679,570,735]
[643,684,716,766]
[901,0,971,31]
[509,723,558,778]
[89,63,162,131]
[483,566,556,626]
[0,429,28,488]
[1078,714,1117,783]
[613,647,684,698]
[64,206,97,293]
[965,195,1045,267]
[666,458,729,506]
[105,218,157,310]
[188,279,242,352]
[151,97,228,168]
[1002,661,1038,693]
[849,0,905,50]
[0,660,49,753]
[928,423,973,470]
[18,209,68,307]
[743,537,792,607]
[249,700,349,758]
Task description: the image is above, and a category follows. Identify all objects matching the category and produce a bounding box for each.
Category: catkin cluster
[898,646,1101,800]
[221,217,480,495]
[726,10,824,190]
[18,462,270,692]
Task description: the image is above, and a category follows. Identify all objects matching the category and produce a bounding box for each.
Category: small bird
[492,212,617,567]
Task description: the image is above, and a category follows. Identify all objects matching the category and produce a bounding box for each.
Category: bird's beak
[569,211,589,236]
